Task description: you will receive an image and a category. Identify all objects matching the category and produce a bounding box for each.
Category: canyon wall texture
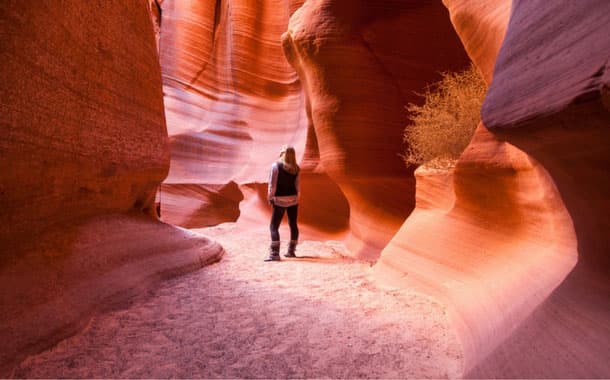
[470,0,610,376]
[160,0,470,258]
[375,0,610,377]
[282,0,470,258]
[442,0,511,82]
[0,1,222,375]
[158,0,310,229]
[3,0,604,377]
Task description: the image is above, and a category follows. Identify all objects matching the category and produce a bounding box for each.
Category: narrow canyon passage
[14,225,462,378]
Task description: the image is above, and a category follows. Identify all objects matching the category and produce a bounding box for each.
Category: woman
[265,145,300,261]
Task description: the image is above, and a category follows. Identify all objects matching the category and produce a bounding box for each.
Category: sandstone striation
[158,0,470,258]
[375,0,610,377]
[471,0,610,376]
[0,1,223,375]
[282,0,470,259]
[442,0,511,83]
[4,0,607,377]
[375,123,578,374]
[158,0,309,228]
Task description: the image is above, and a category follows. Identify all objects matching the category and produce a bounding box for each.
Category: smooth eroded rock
[0,1,223,375]
[375,0,610,377]
[158,0,311,232]
[282,0,470,259]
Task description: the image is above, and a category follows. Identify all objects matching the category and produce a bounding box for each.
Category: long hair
[279,145,299,174]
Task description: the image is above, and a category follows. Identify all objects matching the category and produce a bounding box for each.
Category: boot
[285,240,298,258]
[264,241,281,262]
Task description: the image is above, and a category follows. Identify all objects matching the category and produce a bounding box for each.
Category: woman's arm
[267,163,278,203]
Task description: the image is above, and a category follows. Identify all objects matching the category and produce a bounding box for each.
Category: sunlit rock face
[442,0,510,83]
[282,0,470,258]
[377,122,578,375]
[375,0,610,377]
[0,1,222,375]
[158,0,309,229]
[159,0,469,257]
[471,0,610,377]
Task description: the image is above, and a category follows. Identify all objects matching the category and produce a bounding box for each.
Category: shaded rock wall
[281,0,470,258]
[470,0,610,376]
[1,1,168,243]
[0,1,222,375]
[375,0,610,377]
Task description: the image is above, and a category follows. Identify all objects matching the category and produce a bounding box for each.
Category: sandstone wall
[158,0,470,258]
[157,0,310,229]
[0,1,222,375]
[281,0,470,258]
[442,0,511,82]
[375,0,610,377]
[1,1,168,243]
[470,0,610,376]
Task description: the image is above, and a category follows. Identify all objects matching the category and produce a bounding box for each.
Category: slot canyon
[1,0,609,378]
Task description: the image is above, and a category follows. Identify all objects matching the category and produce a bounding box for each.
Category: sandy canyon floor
[15,224,463,378]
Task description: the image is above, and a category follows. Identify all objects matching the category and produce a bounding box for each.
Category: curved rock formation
[471,0,610,376]
[3,0,607,378]
[158,0,469,258]
[158,0,309,229]
[282,0,469,259]
[375,123,577,374]
[442,0,511,82]
[0,1,222,375]
[160,182,244,228]
[375,0,610,377]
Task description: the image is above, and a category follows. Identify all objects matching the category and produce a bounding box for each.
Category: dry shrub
[403,64,486,169]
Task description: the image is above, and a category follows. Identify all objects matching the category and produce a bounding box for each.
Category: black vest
[275,163,298,196]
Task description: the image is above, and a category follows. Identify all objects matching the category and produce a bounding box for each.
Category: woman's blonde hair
[279,145,299,174]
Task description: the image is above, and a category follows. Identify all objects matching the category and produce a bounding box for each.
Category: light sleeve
[267,163,278,201]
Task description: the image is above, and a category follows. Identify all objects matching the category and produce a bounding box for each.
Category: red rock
[483,0,610,129]
[159,1,469,257]
[5,0,606,377]
[0,1,223,375]
[472,0,610,376]
[158,0,308,229]
[159,182,244,228]
[376,123,578,374]
[443,0,511,83]
[282,0,470,258]
[375,0,610,377]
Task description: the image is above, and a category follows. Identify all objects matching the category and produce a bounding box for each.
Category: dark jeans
[270,204,299,242]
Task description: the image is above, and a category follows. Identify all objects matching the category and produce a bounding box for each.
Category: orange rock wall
[158,0,309,228]
[470,0,610,376]
[2,0,607,377]
[158,1,470,258]
[442,0,511,83]
[281,0,471,258]
[375,0,610,377]
[1,2,168,246]
[160,0,306,184]
[0,1,222,375]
